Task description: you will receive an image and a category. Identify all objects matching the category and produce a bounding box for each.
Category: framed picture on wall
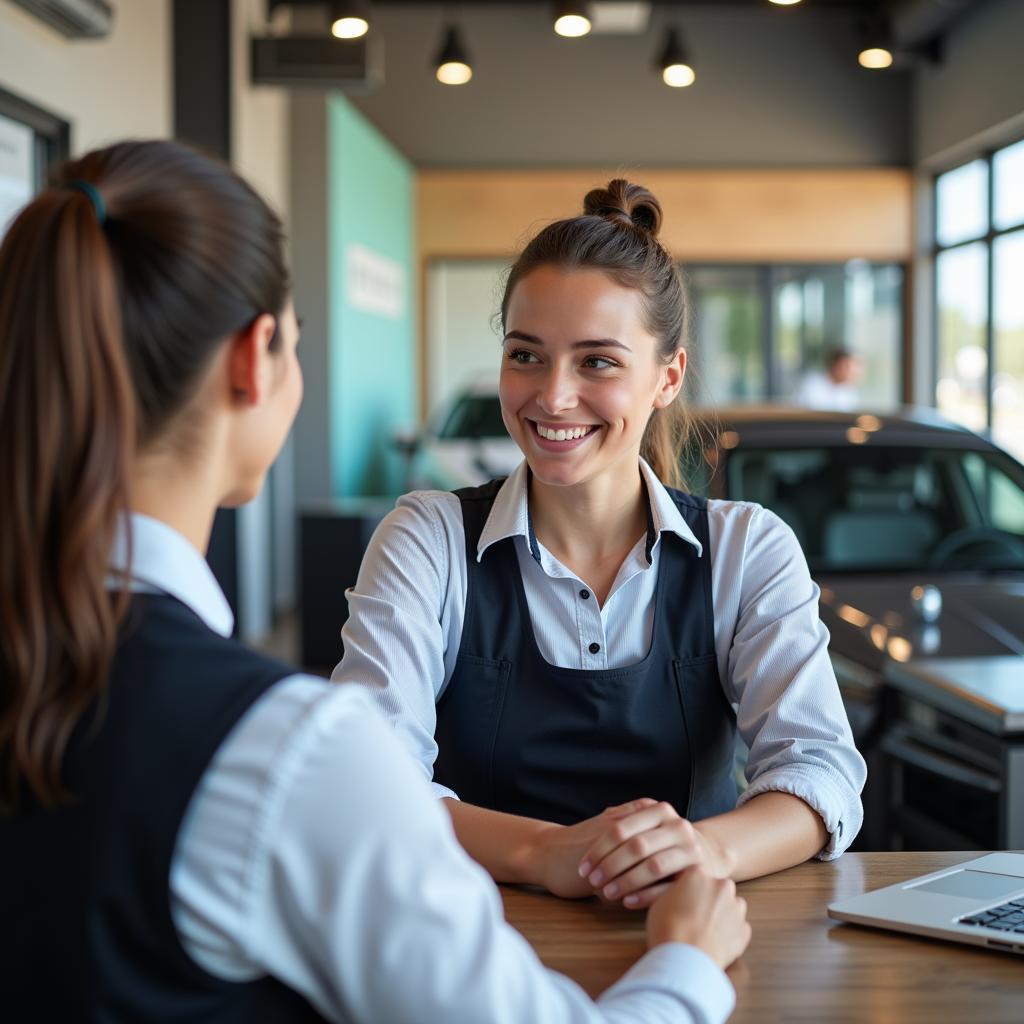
[0,86,70,239]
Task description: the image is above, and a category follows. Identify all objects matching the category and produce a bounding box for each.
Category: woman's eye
[583,356,616,370]
[507,348,539,364]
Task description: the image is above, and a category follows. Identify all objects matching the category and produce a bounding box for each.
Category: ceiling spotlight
[658,27,695,88]
[767,0,803,6]
[553,1,591,38]
[435,25,473,85]
[858,11,894,69]
[859,46,894,69]
[331,1,370,39]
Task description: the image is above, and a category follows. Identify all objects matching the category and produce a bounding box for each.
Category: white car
[398,381,521,491]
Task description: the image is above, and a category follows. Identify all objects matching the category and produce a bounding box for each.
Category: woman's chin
[526,458,590,489]
[220,475,265,508]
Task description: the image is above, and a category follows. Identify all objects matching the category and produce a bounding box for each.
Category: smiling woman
[499,263,685,503]
[333,179,866,907]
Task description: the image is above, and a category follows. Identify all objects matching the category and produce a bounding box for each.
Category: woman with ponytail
[0,145,750,1023]
[335,180,866,904]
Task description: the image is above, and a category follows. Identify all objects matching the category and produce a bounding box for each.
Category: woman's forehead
[506,266,648,336]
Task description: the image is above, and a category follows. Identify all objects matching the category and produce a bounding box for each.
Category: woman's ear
[653,348,687,410]
[228,313,277,407]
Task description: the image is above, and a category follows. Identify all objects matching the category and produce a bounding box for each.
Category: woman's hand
[646,867,751,969]
[527,799,665,898]
[576,800,736,909]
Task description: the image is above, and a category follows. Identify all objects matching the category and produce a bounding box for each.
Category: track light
[331,1,370,39]
[553,1,591,38]
[858,9,894,68]
[435,25,473,85]
[658,27,695,88]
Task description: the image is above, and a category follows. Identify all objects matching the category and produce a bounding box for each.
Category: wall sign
[346,242,405,320]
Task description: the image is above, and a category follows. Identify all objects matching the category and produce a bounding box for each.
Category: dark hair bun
[583,179,663,238]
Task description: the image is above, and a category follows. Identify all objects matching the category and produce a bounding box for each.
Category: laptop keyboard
[960,898,1024,932]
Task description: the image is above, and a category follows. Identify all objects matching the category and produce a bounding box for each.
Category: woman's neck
[129,450,222,555]
[528,463,648,581]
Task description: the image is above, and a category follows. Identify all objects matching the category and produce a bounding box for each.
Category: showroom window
[686,262,904,409]
[426,259,905,418]
[934,138,1024,459]
[0,86,69,242]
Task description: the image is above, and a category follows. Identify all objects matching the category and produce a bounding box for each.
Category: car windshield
[723,445,1024,573]
[437,395,509,440]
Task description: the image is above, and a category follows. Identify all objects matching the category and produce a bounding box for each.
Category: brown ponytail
[501,178,690,489]
[0,141,290,809]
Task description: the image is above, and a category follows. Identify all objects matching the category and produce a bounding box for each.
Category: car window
[437,395,509,440]
[962,451,1024,534]
[724,445,1024,572]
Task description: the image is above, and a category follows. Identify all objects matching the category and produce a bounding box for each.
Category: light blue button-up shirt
[116,513,735,1023]
[334,460,866,857]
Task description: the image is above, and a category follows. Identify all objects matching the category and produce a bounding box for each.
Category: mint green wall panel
[328,95,415,496]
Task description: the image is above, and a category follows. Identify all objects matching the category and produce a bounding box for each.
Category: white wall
[426,261,507,415]
[0,0,171,151]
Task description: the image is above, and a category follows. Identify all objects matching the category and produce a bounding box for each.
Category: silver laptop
[828,853,1024,954]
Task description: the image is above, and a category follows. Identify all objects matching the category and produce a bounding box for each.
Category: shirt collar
[639,459,704,560]
[110,513,235,637]
[476,458,703,564]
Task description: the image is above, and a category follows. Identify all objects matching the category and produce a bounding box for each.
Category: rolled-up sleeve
[718,505,866,858]
[331,492,462,800]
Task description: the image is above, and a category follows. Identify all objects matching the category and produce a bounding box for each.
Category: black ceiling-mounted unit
[9,0,114,38]
[251,34,383,91]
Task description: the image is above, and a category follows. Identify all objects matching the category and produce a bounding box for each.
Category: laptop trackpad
[909,870,1024,900]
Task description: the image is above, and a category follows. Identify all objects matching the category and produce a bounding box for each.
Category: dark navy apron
[433,478,738,826]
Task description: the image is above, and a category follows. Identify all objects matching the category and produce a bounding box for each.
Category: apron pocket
[434,655,512,807]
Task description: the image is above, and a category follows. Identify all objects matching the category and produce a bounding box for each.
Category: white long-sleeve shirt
[333,460,866,858]
[117,514,736,1024]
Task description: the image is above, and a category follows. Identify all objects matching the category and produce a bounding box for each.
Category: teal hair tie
[65,180,107,226]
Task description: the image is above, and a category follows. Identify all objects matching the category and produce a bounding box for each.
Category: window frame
[932,136,1024,432]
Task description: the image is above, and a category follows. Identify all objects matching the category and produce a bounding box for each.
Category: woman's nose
[537,365,577,414]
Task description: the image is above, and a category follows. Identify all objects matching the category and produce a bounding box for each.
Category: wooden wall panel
[418,168,913,264]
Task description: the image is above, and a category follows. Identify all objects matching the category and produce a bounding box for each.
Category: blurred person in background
[795,347,863,410]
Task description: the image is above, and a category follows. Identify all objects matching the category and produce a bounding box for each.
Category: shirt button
[588,642,601,654]
[579,589,590,600]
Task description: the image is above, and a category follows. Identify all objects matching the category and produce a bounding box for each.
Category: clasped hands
[530,798,735,908]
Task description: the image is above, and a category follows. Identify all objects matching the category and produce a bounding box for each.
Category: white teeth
[537,423,594,441]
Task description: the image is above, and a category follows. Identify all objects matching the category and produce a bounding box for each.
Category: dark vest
[0,594,327,1023]
[433,479,738,826]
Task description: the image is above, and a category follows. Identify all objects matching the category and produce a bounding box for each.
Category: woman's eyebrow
[503,329,631,352]
[572,338,631,352]
[504,330,543,344]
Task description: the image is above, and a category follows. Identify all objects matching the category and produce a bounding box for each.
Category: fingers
[579,801,680,875]
[597,842,700,902]
[578,802,692,885]
[600,797,659,820]
[644,866,751,964]
[621,880,673,910]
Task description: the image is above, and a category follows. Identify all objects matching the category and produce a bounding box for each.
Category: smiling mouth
[529,420,600,442]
